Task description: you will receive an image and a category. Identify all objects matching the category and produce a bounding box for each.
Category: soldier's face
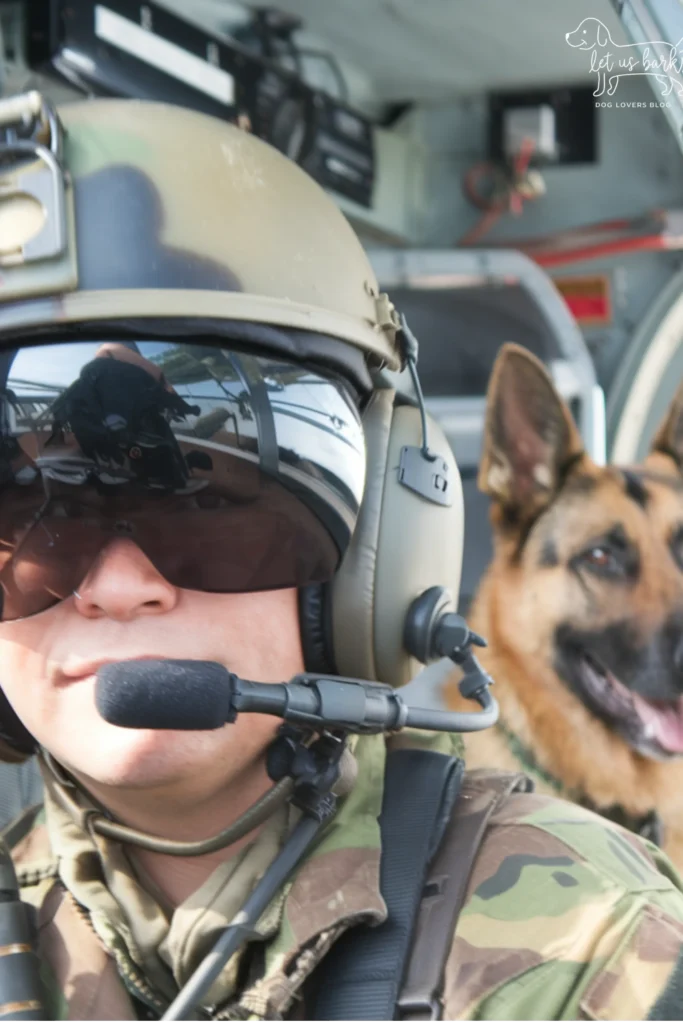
[0,538,305,794]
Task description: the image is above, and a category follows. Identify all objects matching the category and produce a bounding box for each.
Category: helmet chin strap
[39,731,358,856]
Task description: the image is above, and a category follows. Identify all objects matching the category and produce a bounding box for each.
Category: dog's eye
[573,529,639,581]
[585,546,611,567]
[575,545,622,577]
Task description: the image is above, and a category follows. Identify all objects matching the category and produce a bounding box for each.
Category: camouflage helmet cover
[0,96,401,369]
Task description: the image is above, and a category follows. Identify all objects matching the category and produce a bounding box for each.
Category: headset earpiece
[329,389,464,687]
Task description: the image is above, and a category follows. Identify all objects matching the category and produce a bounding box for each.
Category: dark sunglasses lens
[0,496,99,620]
[0,340,365,622]
[0,487,339,621]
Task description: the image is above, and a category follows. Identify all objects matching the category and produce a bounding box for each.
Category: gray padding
[332,389,395,681]
[332,393,464,687]
[374,407,463,686]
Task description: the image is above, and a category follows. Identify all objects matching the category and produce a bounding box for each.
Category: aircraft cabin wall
[347,79,683,407]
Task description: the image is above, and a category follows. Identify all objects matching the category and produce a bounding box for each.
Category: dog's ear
[596,20,609,47]
[478,343,584,522]
[650,380,683,470]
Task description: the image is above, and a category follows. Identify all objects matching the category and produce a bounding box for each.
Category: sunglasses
[0,339,365,621]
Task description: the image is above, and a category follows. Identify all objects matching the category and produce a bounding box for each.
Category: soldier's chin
[54,720,235,792]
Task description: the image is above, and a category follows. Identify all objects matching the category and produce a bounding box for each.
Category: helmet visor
[0,339,366,621]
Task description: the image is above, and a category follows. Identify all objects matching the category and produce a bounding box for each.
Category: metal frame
[609,264,683,462]
[610,0,683,157]
[369,248,606,465]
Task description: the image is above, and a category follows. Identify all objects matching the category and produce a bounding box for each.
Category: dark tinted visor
[0,340,366,621]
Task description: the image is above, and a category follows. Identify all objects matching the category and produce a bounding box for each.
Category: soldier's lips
[576,652,683,760]
[57,654,168,685]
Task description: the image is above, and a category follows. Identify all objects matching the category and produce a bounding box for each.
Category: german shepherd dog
[447,343,683,868]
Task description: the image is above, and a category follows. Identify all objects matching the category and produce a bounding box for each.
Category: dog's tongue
[632,692,683,753]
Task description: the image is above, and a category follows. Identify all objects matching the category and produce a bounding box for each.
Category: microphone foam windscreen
[95,660,233,730]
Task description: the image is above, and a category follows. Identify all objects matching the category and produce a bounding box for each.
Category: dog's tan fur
[446,343,683,868]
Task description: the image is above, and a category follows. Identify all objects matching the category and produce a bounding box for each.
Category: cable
[398,313,432,459]
[162,811,327,1020]
[459,200,676,267]
[459,137,541,247]
[459,206,506,247]
[474,210,665,254]
[50,772,295,855]
[511,212,664,250]
[406,357,431,459]
[532,234,668,268]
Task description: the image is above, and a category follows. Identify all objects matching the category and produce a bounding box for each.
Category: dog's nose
[674,635,683,676]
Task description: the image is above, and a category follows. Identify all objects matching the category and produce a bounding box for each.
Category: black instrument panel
[26,0,375,206]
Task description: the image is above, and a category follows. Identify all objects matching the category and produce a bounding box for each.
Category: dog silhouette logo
[566,17,683,98]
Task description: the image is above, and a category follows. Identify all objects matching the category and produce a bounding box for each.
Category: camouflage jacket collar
[13,735,391,1020]
[236,731,390,1019]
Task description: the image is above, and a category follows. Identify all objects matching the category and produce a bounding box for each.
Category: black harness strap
[396,768,532,1021]
[310,748,464,1021]
[649,947,683,1019]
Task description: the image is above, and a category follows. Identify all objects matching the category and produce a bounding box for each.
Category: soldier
[0,90,682,1021]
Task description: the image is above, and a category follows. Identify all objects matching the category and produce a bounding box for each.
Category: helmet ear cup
[0,690,36,762]
[331,391,464,686]
[298,584,336,675]
[329,390,395,682]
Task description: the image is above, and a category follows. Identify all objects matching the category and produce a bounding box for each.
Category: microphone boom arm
[229,671,498,735]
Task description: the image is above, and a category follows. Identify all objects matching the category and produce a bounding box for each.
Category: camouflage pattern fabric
[444,787,683,1020]
[7,729,683,1020]
[0,100,400,372]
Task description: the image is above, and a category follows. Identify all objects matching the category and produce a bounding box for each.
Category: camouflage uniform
[3,97,683,1021]
[7,730,683,1021]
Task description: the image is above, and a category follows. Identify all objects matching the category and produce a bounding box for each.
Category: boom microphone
[95,658,499,735]
[96,660,236,730]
